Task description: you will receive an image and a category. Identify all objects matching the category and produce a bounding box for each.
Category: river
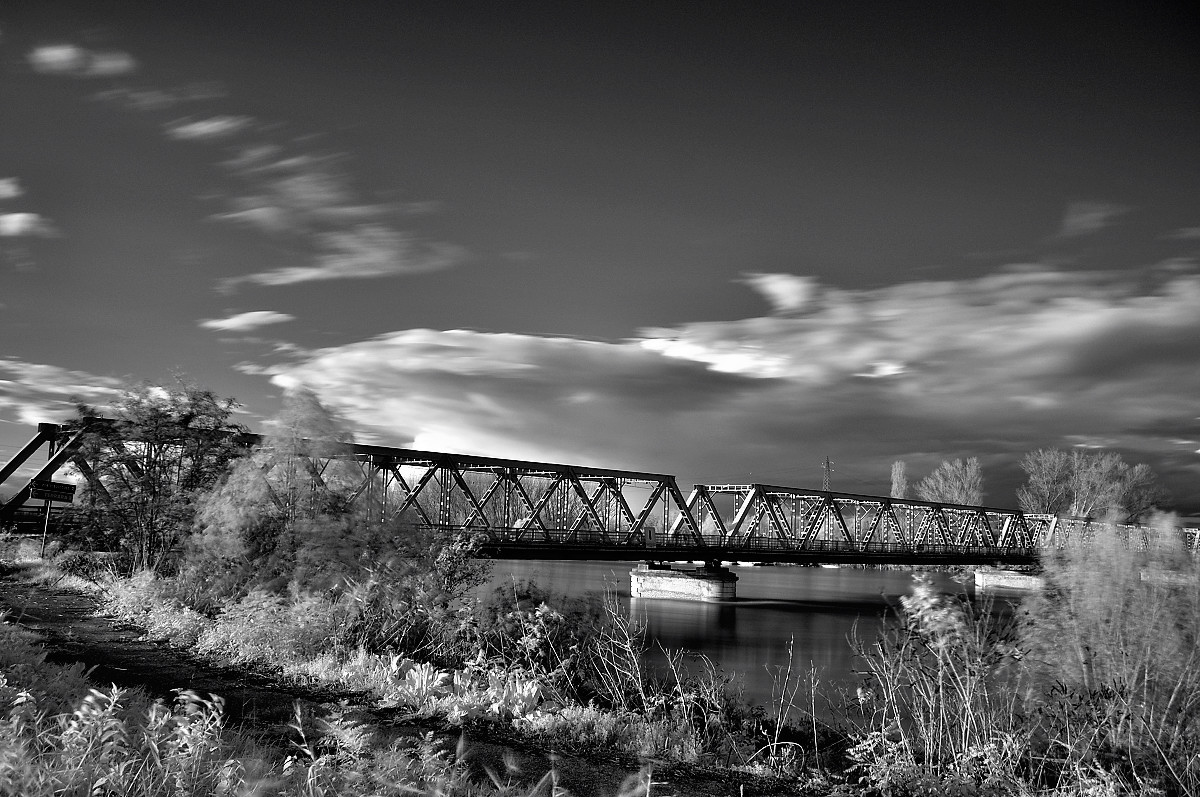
[485,559,971,712]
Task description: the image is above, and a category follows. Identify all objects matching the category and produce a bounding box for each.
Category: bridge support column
[630,562,737,602]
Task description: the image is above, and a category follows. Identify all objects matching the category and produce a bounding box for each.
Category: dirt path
[0,566,803,796]
[0,570,354,747]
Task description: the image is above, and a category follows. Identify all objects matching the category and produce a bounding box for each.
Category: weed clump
[840,516,1200,796]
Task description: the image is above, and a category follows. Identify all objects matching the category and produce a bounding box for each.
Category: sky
[2,1,1199,513]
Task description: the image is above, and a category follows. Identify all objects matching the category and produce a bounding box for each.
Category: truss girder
[2,421,1193,563]
[312,450,702,551]
[682,485,1061,557]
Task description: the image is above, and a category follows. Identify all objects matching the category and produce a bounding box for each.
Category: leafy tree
[915,458,983,506]
[1017,448,1168,521]
[70,381,246,570]
[890,460,909,499]
[184,387,366,599]
[183,388,490,644]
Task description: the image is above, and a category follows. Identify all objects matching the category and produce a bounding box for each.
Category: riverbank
[4,525,1198,796]
[0,556,817,796]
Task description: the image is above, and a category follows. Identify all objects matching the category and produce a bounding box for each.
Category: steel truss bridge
[2,421,1194,566]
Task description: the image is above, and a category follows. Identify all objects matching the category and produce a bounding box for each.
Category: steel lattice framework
[0,423,705,556]
[2,421,1195,564]
[656,484,1197,564]
[327,443,705,555]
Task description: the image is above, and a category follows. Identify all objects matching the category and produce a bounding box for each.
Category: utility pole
[821,456,834,491]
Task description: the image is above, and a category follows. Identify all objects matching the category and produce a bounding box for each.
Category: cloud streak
[1056,201,1130,238]
[199,311,295,332]
[0,358,123,426]
[212,149,467,289]
[165,116,254,141]
[28,44,136,77]
[0,179,23,201]
[0,213,57,237]
[264,266,1200,509]
[25,40,464,290]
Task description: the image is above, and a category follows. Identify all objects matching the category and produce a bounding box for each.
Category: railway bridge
[2,421,1193,598]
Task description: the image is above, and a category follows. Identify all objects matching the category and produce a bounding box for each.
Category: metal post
[40,498,51,558]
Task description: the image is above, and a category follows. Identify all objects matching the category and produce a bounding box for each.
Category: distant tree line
[890,448,1168,520]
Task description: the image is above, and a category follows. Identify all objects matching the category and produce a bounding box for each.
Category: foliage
[889,460,908,499]
[588,588,653,713]
[181,387,367,604]
[181,385,491,655]
[1017,447,1169,521]
[842,574,1027,795]
[198,589,359,664]
[915,457,983,506]
[101,570,211,647]
[1019,516,1200,794]
[467,579,597,687]
[68,380,246,571]
[2,616,635,797]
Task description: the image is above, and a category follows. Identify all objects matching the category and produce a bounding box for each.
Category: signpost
[30,480,76,503]
[30,480,75,557]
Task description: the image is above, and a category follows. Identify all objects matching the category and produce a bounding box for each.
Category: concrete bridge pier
[630,561,738,602]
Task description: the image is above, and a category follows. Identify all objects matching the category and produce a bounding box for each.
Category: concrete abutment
[630,562,738,601]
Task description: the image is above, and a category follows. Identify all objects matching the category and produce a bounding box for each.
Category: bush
[1020,517,1200,794]
[53,551,128,582]
[842,574,1028,795]
[196,589,357,665]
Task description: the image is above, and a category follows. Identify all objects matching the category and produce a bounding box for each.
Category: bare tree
[915,458,983,506]
[890,460,909,499]
[1017,448,1168,521]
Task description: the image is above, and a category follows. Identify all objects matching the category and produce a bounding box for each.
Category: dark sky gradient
[2,2,1199,511]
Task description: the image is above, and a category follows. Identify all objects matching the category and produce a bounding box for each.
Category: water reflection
[484,560,969,711]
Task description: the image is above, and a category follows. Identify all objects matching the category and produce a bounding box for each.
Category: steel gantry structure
[2,420,1194,564]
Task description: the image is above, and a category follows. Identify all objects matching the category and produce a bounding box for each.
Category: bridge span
[2,421,1194,575]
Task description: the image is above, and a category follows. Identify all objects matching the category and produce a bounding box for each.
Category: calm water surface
[485,559,969,710]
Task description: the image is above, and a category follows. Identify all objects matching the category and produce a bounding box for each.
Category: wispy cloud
[199,310,295,331]
[220,230,466,290]
[28,44,136,77]
[0,178,23,201]
[24,39,464,290]
[264,266,1200,508]
[1056,200,1131,238]
[165,115,254,141]
[0,358,123,426]
[94,83,227,111]
[0,213,57,237]
[212,149,467,289]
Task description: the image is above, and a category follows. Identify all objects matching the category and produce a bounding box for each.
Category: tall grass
[1020,516,1200,794]
[840,574,1027,795]
[92,568,815,781]
[0,615,667,796]
[841,516,1200,796]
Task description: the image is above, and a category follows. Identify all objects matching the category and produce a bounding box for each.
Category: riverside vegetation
[1,384,1197,795]
[3,517,1199,795]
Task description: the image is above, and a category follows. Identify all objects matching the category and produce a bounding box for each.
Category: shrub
[53,551,127,582]
[843,574,1028,795]
[1020,516,1200,794]
[196,589,357,664]
[100,571,211,648]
